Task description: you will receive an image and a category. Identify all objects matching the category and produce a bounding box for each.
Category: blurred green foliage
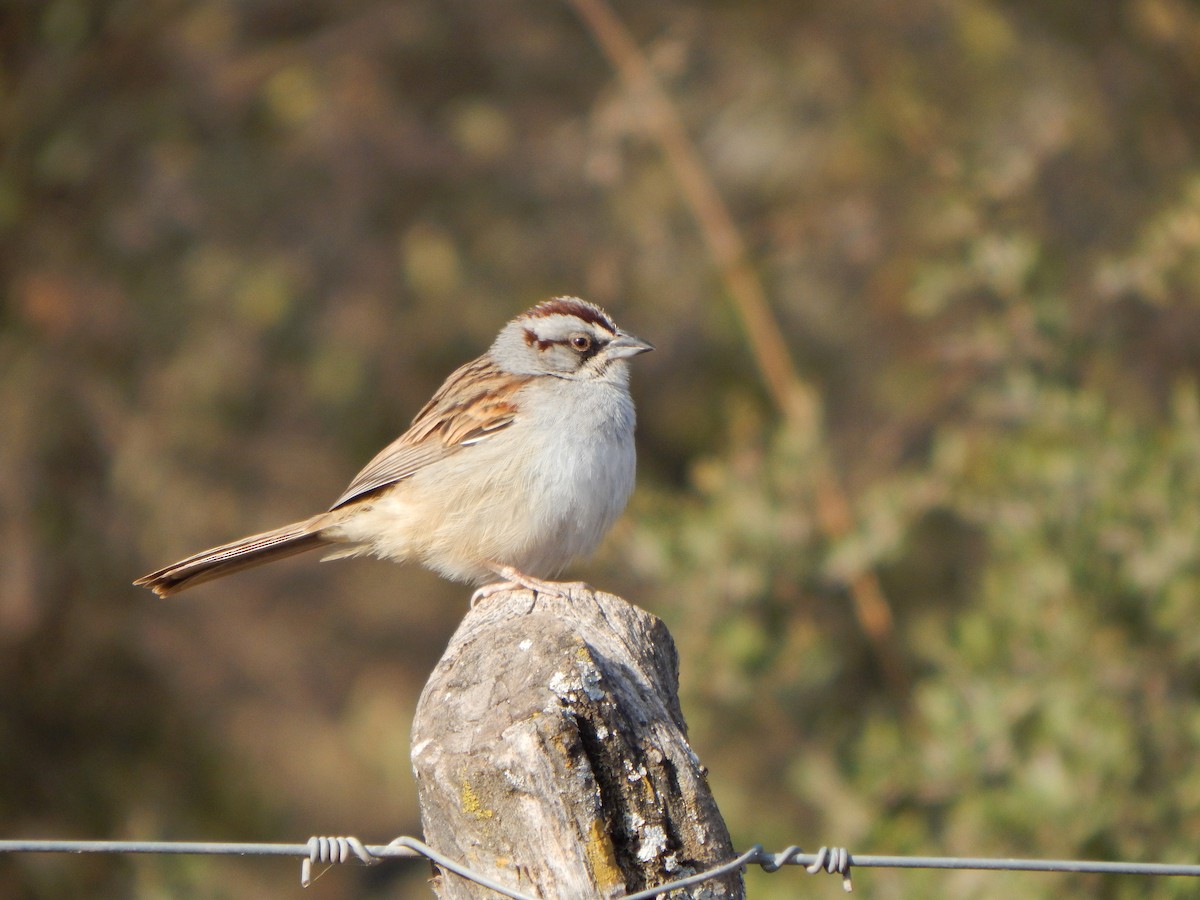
[4,0,1200,897]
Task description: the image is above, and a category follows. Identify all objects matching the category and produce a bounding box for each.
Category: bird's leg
[470,563,592,607]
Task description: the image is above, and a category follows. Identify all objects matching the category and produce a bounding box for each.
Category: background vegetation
[4,0,1200,897]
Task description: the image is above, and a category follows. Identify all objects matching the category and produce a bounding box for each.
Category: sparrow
[135,297,652,604]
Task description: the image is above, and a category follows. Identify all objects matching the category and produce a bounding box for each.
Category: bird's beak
[607,332,655,359]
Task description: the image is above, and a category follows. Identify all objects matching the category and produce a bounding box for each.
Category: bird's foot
[470,580,519,608]
[471,564,592,607]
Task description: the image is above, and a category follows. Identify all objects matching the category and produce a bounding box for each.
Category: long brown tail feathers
[134,520,329,598]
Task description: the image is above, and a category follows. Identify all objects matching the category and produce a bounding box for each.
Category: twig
[564,0,908,695]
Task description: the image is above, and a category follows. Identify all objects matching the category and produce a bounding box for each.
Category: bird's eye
[569,333,593,352]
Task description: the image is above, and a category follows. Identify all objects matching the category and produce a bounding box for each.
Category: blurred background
[4,0,1200,897]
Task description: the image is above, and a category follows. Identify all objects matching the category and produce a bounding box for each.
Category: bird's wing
[330,355,528,509]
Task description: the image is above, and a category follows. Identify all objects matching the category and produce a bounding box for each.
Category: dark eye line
[523,327,609,358]
[570,334,606,358]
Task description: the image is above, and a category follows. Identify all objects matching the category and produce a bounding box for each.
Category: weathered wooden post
[411,587,743,899]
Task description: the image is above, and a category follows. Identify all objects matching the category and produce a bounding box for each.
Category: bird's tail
[134,517,331,597]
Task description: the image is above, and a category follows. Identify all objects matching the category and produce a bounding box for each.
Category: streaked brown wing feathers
[330,356,527,509]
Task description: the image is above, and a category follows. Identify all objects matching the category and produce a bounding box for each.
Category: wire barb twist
[807,846,853,892]
[755,844,853,891]
[302,835,378,886]
[301,835,544,899]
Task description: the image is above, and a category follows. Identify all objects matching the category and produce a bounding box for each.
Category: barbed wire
[5,835,1200,896]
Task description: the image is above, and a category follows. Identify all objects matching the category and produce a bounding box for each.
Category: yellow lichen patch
[552,733,577,769]
[460,779,494,820]
[584,818,624,892]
